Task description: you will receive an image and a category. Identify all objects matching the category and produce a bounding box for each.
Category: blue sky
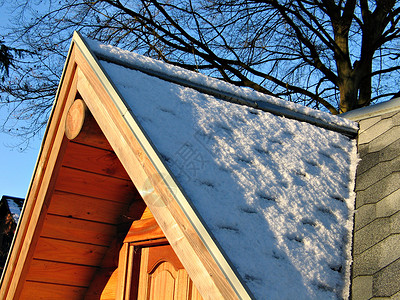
[0,4,43,198]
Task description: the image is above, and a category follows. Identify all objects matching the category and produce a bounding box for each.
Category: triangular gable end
[0,32,247,299]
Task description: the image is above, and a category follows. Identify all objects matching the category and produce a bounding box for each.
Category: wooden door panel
[137,245,202,300]
[148,262,176,300]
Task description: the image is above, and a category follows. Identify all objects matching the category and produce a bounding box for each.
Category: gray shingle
[353,211,400,255]
[353,234,400,277]
[381,110,400,121]
[391,111,400,126]
[379,137,400,162]
[352,276,373,300]
[358,143,370,159]
[357,138,400,176]
[376,189,400,219]
[369,125,400,153]
[356,151,380,176]
[373,257,400,297]
[359,116,382,134]
[356,155,400,191]
[358,118,393,145]
[356,172,400,208]
[355,203,376,231]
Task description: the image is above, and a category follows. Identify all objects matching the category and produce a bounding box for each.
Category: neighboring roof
[81,35,358,299]
[341,97,400,121]
[0,196,24,223]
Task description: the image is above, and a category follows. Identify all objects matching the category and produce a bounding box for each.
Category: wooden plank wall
[19,133,143,299]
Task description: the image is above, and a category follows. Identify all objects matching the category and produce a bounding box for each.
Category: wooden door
[137,244,202,300]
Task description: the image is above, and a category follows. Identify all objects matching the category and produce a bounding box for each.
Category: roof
[1,32,358,299]
[83,35,358,299]
[0,196,24,223]
[341,97,400,121]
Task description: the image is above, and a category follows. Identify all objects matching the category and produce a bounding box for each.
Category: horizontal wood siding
[62,141,130,180]
[40,214,116,246]
[26,259,96,286]
[24,123,141,298]
[48,191,129,224]
[20,281,87,299]
[34,237,107,266]
[55,166,135,203]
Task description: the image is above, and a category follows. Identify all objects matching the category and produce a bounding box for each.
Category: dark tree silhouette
[1,0,400,141]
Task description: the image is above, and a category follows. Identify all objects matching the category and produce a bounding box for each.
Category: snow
[98,58,358,300]
[86,38,358,132]
[5,197,22,223]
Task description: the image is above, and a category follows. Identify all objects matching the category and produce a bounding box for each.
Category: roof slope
[84,37,358,299]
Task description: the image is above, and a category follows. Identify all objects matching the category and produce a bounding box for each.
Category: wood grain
[65,99,88,140]
[123,218,165,244]
[62,141,131,180]
[20,281,86,300]
[40,214,116,246]
[26,259,96,287]
[48,190,129,224]
[55,166,135,203]
[34,237,107,267]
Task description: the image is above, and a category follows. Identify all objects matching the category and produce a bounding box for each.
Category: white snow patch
[100,59,358,299]
[6,199,22,223]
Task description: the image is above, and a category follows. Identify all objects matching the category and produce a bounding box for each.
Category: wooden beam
[116,243,129,300]
[65,99,88,140]
[123,218,165,244]
[65,99,113,151]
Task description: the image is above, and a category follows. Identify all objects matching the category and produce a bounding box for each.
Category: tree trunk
[338,75,357,113]
[356,60,373,109]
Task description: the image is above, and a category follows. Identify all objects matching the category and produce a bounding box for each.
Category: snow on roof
[85,38,358,299]
[87,39,358,137]
[1,196,23,223]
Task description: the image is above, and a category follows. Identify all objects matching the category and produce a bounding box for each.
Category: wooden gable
[0,33,247,299]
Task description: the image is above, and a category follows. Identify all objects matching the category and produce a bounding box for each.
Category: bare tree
[1,0,400,141]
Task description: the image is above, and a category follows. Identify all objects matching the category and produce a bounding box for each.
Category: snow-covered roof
[341,97,400,121]
[80,35,358,299]
[1,196,23,223]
